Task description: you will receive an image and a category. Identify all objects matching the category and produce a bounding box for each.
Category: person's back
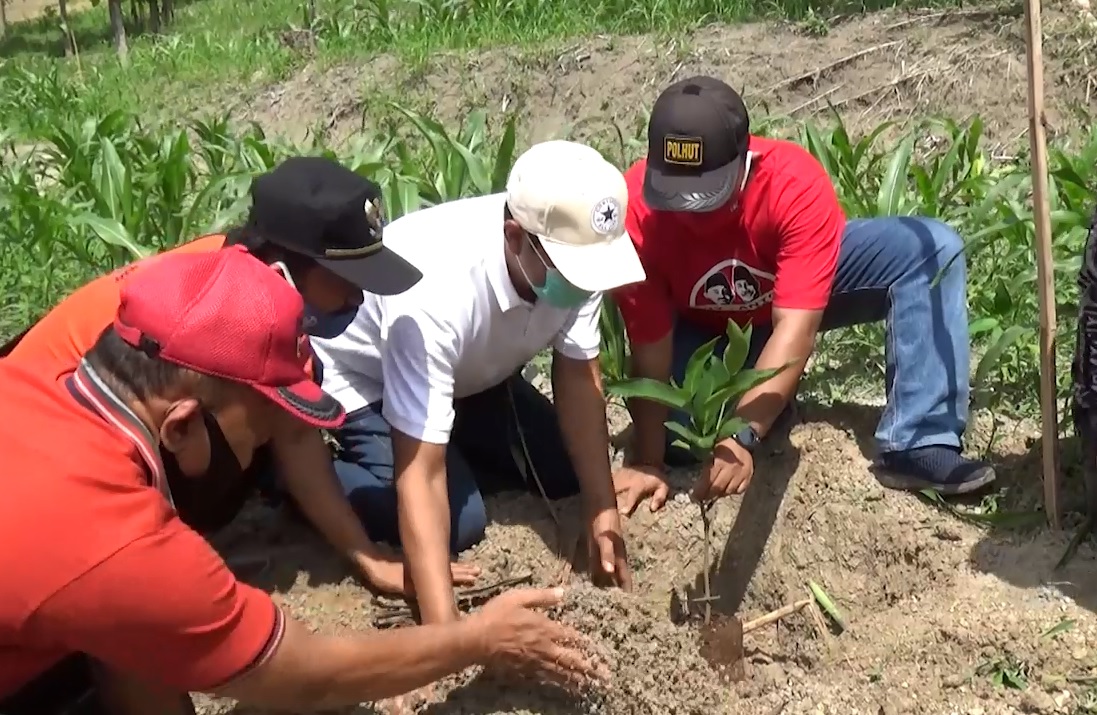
[4,234,226,377]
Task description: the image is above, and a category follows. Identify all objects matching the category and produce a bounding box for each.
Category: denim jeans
[666,216,970,463]
[330,372,580,554]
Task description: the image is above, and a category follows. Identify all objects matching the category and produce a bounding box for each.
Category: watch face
[736,426,759,450]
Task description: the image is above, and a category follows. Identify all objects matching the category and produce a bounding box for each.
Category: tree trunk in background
[128,0,142,32]
[161,0,173,26]
[58,0,75,56]
[1,0,8,40]
[147,0,161,33]
[108,0,128,65]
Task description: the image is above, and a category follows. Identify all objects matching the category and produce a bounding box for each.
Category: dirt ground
[190,6,1097,714]
[195,399,1097,715]
[237,4,1097,153]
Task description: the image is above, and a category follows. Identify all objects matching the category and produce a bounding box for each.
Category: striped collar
[68,358,175,509]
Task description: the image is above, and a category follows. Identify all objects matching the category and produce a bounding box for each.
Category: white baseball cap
[505,140,647,292]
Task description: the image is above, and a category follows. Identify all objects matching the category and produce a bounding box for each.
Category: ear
[503,219,528,254]
[159,398,205,452]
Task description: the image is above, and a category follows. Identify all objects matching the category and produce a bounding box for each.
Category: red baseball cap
[113,245,345,429]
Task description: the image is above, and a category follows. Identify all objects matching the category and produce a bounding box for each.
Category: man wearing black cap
[3,155,480,597]
[610,75,994,514]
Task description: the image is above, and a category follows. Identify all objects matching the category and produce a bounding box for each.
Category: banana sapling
[606,319,791,623]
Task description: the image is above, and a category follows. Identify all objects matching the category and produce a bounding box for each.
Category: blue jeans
[331,373,580,554]
[666,216,970,464]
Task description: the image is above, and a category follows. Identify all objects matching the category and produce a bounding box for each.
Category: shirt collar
[67,358,174,508]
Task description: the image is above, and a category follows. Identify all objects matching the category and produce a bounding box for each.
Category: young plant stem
[701,500,713,625]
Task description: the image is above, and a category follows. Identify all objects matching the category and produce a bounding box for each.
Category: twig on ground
[883,5,1023,31]
[743,598,813,633]
[700,501,714,625]
[763,42,902,94]
[812,70,932,115]
[373,572,535,629]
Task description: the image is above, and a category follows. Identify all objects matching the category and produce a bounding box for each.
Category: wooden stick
[1022,0,1062,529]
[743,598,813,633]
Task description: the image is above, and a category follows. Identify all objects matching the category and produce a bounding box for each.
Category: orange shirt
[6,234,227,379]
[0,357,283,696]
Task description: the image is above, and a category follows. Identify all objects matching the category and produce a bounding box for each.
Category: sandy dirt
[236,5,1097,153]
[194,398,1097,715]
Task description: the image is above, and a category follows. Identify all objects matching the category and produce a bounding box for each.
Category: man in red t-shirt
[0,247,598,715]
[611,76,994,511]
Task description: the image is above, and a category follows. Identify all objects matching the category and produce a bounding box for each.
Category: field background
[3,0,1097,712]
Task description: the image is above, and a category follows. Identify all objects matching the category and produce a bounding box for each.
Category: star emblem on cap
[590,197,622,235]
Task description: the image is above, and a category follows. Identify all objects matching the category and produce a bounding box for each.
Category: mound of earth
[198,403,1097,715]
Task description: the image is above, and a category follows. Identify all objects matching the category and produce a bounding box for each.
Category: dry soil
[192,7,1097,714]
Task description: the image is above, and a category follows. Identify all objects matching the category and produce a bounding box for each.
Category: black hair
[84,326,227,409]
[223,224,314,278]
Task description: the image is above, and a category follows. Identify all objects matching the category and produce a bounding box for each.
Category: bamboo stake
[743,598,812,633]
[1022,0,1062,529]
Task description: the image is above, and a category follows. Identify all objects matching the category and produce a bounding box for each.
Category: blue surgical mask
[272,261,358,338]
[516,237,592,309]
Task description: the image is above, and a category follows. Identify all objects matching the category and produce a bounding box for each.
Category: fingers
[449,563,481,586]
[494,586,566,610]
[649,480,670,511]
[617,485,643,517]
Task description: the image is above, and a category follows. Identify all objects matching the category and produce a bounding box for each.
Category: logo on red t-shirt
[689,259,775,312]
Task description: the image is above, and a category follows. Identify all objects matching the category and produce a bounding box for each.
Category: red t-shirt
[0,358,284,697]
[612,136,845,345]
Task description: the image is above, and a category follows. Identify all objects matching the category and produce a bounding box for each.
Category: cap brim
[642,157,741,212]
[257,380,345,430]
[317,246,423,297]
[539,231,647,293]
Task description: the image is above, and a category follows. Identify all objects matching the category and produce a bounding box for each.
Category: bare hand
[473,587,608,690]
[587,509,632,591]
[692,437,754,502]
[613,465,670,516]
[364,552,481,597]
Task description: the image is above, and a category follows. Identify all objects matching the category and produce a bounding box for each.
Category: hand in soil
[692,438,754,502]
[472,586,609,691]
[612,465,670,516]
[364,550,481,597]
[588,509,633,591]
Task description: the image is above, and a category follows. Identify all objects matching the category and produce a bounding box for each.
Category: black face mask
[301,303,358,339]
[160,409,257,534]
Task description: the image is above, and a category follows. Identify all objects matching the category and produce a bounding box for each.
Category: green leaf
[69,213,149,261]
[664,420,707,449]
[723,320,752,375]
[974,325,1028,389]
[702,364,788,415]
[605,378,690,410]
[684,336,721,398]
[715,416,750,442]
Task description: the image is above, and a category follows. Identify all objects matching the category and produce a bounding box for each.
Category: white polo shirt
[309,193,603,445]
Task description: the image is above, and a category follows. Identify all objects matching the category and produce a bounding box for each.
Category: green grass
[0,0,968,121]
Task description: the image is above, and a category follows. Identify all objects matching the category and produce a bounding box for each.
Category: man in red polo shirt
[0,247,599,715]
[611,76,994,513]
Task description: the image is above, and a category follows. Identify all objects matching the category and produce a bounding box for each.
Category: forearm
[735,323,813,438]
[552,356,616,514]
[396,470,457,623]
[625,336,673,466]
[273,428,385,572]
[217,616,486,710]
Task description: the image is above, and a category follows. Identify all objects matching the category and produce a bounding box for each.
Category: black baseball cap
[643,76,750,212]
[244,156,423,295]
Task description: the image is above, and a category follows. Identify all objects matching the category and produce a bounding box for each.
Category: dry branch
[743,598,813,633]
[762,42,902,94]
[372,572,534,629]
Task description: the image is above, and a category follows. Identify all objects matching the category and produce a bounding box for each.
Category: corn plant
[599,294,628,393]
[605,320,789,623]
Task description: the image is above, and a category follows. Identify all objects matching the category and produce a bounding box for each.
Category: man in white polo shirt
[309,140,647,623]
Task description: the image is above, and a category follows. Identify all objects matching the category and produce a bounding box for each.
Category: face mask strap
[270,260,297,290]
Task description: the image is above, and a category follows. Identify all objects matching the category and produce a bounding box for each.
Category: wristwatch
[733,425,760,454]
